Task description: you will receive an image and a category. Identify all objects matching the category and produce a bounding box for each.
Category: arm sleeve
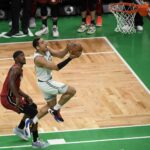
[57,57,72,70]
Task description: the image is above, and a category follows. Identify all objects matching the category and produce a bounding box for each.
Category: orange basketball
[138,4,149,16]
[67,43,83,57]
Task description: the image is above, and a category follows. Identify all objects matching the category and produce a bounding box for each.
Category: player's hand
[69,54,79,59]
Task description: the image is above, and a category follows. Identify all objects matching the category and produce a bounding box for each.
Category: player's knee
[30,109,38,118]
[23,104,38,118]
[68,86,76,97]
[31,103,37,109]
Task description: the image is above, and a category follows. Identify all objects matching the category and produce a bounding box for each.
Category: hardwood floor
[0,38,150,134]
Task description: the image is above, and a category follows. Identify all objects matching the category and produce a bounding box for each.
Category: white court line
[0,51,114,61]
[0,135,150,149]
[1,123,150,137]
[0,37,106,45]
[103,37,150,95]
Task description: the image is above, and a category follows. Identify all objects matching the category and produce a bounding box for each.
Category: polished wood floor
[0,38,150,134]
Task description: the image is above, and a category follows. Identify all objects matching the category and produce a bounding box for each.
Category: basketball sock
[96,16,102,26]
[53,104,62,111]
[42,19,47,27]
[32,116,39,124]
[18,120,25,129]
[86,15,91,25]
[32,130,39,142]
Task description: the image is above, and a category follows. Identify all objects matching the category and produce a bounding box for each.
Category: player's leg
[35,0,49,36]
[77,0,88,33]
[13,114,29,141]
[50,3,60,37]
[96,0,103,26]
[49,85,76,122]
[21,0,32,34]
[135,13,144,31]
[87,0,97,34]
[38,79,76,122]
[29,122,49,148]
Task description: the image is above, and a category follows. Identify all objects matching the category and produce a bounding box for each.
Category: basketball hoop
[109,2,139,34]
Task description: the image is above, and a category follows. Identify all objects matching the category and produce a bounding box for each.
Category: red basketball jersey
[0,64,22,97]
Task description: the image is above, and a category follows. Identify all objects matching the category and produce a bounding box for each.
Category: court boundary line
[0,37,106,45]
[0,135,150,149]
[0,123,150,137]
[0,51,114,61]
[103,37,150,94]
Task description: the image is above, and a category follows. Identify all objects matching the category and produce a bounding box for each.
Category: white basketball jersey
[34,50,52,81]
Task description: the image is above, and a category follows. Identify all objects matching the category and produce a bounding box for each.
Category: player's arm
[19,89,33,104]
[34,54,76,71]
[47,46,68,58]
[9,67,22,106]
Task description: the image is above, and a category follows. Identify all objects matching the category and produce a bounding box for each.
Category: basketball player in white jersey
[32,37,78,122]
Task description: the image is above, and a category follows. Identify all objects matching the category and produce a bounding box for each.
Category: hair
[32,37,40,49]
[13,50,24,60]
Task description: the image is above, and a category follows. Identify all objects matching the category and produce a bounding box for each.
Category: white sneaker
[77,24,87,33]
[13,127,29,141]
[32,139,49,149]
[35,25,49,36]
[87,25,96,34]
[136,25,143,31]
[29,17,36,28]
[52,25,59,37]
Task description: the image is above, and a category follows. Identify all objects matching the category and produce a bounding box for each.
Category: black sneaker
[50,109,64,122]
[5,29,19,36]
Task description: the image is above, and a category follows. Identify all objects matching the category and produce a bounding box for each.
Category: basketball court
[0,1,150,149]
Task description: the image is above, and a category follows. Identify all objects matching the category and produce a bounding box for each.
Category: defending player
[0,50,48,148]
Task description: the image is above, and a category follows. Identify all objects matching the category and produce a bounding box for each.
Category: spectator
[77,0,97,34]
[5,0,32,37]
[35,0,60,37]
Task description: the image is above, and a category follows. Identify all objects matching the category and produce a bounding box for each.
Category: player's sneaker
[13,127,29,141]
[87,25,96,34]
[136,25,143,31]
[77,24,87,33]
[5,29,20,37]
[52,25,59,37]
[50,108,64,122]
[35,25,49,36]
[32,139,49,149]
[25,118,32,138]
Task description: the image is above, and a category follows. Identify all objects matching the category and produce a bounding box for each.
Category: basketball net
[109,2,139,34]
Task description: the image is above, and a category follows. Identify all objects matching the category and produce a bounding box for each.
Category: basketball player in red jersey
[0,50,48,148]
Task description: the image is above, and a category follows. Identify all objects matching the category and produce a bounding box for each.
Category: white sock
[32,116,38,124]
[53,104,62,111]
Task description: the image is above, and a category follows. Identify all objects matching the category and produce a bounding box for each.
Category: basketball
[67,43,83,57]
[138,4,149,16]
